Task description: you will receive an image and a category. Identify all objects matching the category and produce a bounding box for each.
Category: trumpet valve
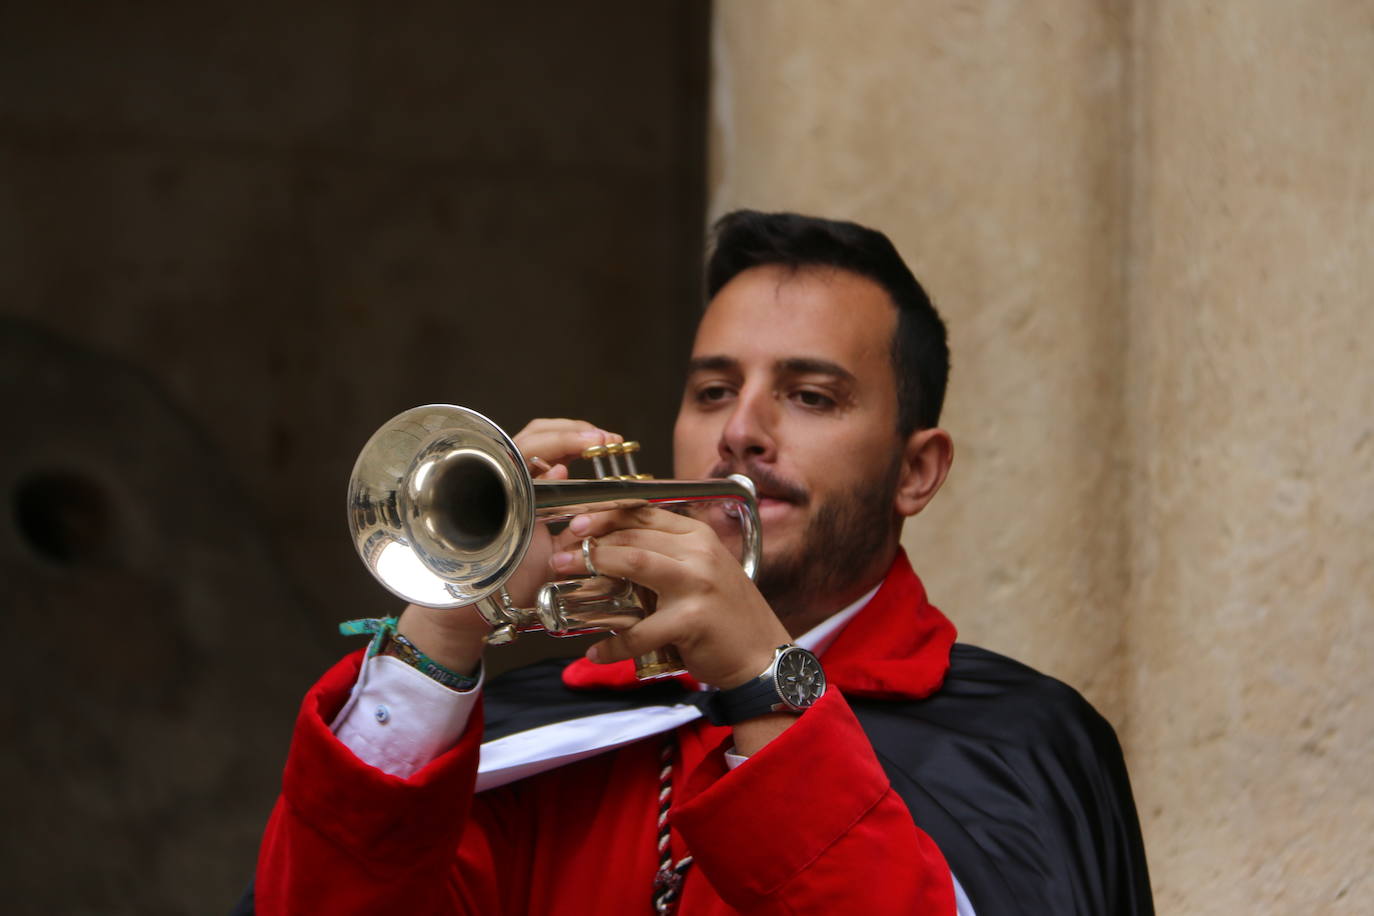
[619,441,641,478]
[582,440,648,480]
[582,443,609,479]
[604,442,625,478]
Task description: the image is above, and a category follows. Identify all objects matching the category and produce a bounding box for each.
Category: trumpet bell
[348,404,535,608]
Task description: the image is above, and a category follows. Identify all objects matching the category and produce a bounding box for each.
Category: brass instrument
[347,404,761,679]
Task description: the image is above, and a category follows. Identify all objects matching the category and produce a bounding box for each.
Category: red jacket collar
[561,550,955,701]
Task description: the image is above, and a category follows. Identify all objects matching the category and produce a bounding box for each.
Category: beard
[724,453,904,625]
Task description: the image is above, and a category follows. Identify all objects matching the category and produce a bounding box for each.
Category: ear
[893,427,953,518]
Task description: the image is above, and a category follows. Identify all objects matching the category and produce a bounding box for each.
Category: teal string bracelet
[339,616,479,692]
[339,615,399,657]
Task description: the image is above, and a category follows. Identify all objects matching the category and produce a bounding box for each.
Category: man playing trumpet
[246,212,1152,914]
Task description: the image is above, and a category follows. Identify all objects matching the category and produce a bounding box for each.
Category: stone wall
[1125,3,1374,910]
[710,1,1373,911]
[0,3,708,912]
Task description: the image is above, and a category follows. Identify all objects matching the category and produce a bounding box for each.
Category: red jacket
[255,552,959,914]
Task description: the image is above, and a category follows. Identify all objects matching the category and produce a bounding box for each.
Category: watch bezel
[770,645,826,712]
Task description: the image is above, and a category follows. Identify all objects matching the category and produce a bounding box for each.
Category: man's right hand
[394,417,623,676]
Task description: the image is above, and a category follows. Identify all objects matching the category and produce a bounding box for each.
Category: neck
[769,542,899,638]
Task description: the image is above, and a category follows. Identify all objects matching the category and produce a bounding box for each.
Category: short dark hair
[705,210,949,434]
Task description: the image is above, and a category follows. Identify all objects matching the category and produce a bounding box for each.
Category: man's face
[673,264,907,614]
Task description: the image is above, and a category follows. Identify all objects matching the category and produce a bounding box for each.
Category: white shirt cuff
[331,654,483,779]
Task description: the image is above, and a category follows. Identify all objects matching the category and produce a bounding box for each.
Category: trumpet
[347,404,761,679]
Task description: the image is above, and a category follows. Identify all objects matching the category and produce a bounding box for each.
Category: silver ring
[581,536,600,577]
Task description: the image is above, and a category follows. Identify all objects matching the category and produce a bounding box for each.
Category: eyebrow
[685,355,739,375]
[685,355,857,385]
[776,357,857,384]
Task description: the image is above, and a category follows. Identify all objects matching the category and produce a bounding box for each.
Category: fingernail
[551,551,574,568]
[585,643,601,663]
[569,516,590,534]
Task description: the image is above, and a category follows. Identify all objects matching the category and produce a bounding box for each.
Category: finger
[516,418,624,444]
[586,610,681,665]
[586,635,630,665]
[551,539,691,590]
[549,527,691,578]
[567,505,700,539]
[531,432,624,467]
[577,607,647,633]
[517,418,599,435]
[516,430,608,467]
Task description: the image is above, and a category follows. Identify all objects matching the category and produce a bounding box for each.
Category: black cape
[235,643,1153,915]
[480,643,1153,916]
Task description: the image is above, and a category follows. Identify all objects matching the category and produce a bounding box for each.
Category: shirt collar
[794,582,880,657]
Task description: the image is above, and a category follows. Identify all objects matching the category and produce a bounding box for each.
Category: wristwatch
[703,644,826,726]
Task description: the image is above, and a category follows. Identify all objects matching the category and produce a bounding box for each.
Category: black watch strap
[703,676,781,726]
[702,645,825,727]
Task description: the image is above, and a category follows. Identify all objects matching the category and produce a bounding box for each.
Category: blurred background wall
[0,2,708,912]
[4,2,1371,914]
[710,1,1372,913]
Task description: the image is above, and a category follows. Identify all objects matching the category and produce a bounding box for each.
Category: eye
[694,383,735,406]
[791,388,837,410]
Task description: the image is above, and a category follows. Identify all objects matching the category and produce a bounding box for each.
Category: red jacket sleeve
[254,651,523,916]
[671,689,956,915]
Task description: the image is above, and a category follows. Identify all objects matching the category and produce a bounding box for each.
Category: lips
[709,462,808,508]
[719,491,787,521]
[755,497,795,524]
[756,495,795,511]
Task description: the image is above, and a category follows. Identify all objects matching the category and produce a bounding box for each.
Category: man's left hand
[550,506,790,691]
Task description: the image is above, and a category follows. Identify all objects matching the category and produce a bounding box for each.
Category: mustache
[707,460,809,505]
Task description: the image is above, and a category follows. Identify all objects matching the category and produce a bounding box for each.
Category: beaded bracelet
[339,616,480,693]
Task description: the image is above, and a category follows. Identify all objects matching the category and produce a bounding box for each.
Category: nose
[718,386,777,465]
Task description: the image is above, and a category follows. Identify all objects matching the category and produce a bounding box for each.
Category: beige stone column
[1125,2,1374,910]
[710,0,1134,719]
[711,1,1374,911]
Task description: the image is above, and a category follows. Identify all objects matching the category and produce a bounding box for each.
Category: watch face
[775,648,826,709]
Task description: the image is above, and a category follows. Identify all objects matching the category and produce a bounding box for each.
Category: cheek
[671,414,710,475]
[804,430,896,497]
